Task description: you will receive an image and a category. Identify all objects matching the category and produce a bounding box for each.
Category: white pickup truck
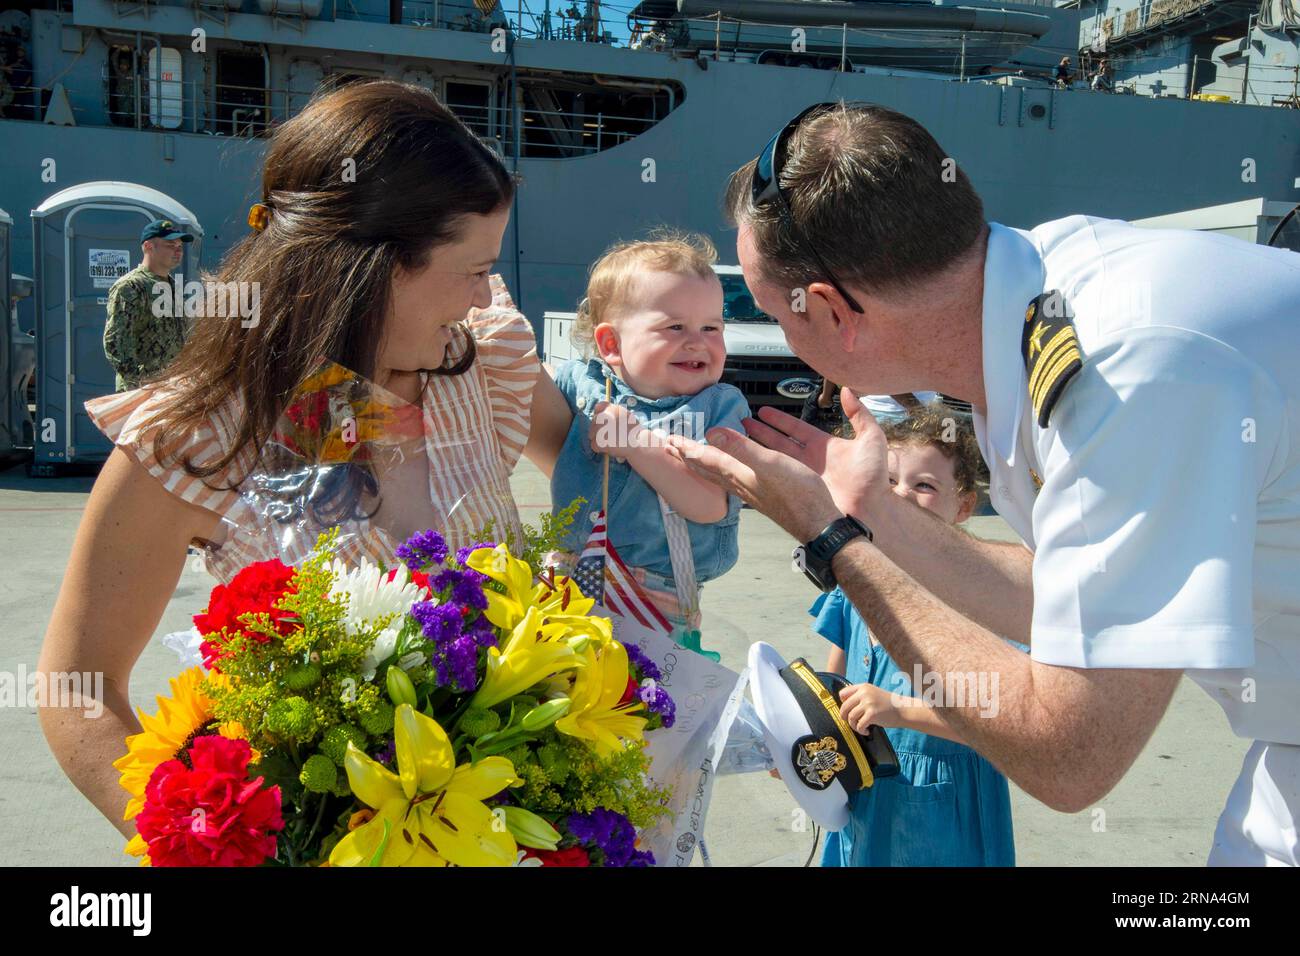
[541,264,820,416]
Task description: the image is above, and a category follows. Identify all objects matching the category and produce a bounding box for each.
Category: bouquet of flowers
[115,525,675,867]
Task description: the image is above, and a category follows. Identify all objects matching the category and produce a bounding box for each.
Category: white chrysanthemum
[328,559,429,680]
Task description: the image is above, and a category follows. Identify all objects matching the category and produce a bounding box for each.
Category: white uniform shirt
[973,217,1300,750]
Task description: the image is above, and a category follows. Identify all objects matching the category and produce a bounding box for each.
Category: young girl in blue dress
[814,405,1024,866]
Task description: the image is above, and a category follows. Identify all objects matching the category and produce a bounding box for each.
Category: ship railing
[1112,0,1258,43]
[441,95,662,154]
[0,67,660,152]
[1052,58,1300,105]
[1194,57,1300,106]
[96,67,283,135]
[623,7,1069,78]
[0,81,48,124]
[330,0,619,44]
[514,100,659,153]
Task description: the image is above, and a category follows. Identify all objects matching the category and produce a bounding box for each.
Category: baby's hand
[837,682,901,735]
[588,401,646,456]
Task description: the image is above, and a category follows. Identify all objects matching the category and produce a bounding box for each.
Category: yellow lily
[465,544,536,631]
[537,574,615,645]
[471,605,581,709]
[328,705,519,867]
[466,546,613,644]
[555,640,648,756]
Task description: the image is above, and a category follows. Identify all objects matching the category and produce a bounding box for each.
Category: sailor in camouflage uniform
[103,218,193,391]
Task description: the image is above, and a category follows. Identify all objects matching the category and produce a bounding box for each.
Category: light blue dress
[810,588,1019,867]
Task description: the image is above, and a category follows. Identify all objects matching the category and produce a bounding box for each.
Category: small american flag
[573,511,671,633]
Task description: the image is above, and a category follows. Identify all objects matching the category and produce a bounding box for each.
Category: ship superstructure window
[516,78,678,158]
[216,50,266,137]
[445,79,495,138]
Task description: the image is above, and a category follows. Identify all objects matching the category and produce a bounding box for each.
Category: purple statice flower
[566,807,648,868]
[411,601,465,646]
[624,643,661,683]
[465,612,498,648]
[410,599,490,692]
[639,683,675,729]
[437,634,479,692]
[453,572,489,610]
[431,567,489,611]
[454,541,497,566]
[396,530,449,572]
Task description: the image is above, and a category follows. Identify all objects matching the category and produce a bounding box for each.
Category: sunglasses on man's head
[750,102,865,314]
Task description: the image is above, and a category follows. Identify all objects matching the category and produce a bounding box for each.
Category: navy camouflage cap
[140,218,193,243]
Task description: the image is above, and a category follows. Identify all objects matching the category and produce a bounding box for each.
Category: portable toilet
[31,182,203,473]
[0,207,12,458]
[10,274,35,452]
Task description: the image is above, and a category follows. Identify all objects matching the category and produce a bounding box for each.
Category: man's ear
[955,489,978,525]
[593,323,621,367]
[807,281,859,354]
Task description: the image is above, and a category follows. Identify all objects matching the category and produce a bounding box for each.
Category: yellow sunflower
[113,667,252,822]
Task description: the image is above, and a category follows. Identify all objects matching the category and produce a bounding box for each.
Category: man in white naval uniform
[675,101,1300,865]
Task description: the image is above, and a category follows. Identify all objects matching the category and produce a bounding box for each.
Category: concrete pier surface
[0,457,1246,867]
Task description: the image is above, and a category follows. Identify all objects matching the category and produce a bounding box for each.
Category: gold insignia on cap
[795,736,848,786]
[1022,292,1082,428]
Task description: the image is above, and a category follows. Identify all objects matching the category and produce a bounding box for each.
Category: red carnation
[619,675,639,707]
[136,735,284,867]
[386,567,431,593]
[194,559,298,669]
[523,846,591,867]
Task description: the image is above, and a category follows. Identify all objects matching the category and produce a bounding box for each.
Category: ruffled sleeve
[808,587,849,649]
[84,385,252,517]
[468,273,541,470]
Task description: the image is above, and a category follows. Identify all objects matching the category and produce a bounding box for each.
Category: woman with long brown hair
[36,80,572,838]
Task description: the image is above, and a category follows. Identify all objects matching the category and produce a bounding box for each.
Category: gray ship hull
[2,4,1297,321]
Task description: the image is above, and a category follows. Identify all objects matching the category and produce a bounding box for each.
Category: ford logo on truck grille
[776,377,818,399]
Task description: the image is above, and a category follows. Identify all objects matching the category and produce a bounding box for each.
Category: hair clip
[247,202,271,232]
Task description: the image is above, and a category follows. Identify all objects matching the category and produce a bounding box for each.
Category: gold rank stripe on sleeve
[1030,336,1083,425]
[1021,291,1084,427]
[1030,329,1080,410]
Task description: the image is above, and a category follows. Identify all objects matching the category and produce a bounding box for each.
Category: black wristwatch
[796,515,872,593]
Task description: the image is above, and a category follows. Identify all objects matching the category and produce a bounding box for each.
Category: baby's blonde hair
[572,228,718,355]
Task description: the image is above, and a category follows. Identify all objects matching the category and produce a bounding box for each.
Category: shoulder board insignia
[1022,291,1082,428]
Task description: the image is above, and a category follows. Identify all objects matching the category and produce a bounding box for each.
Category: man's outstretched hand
[667,388,890,542]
